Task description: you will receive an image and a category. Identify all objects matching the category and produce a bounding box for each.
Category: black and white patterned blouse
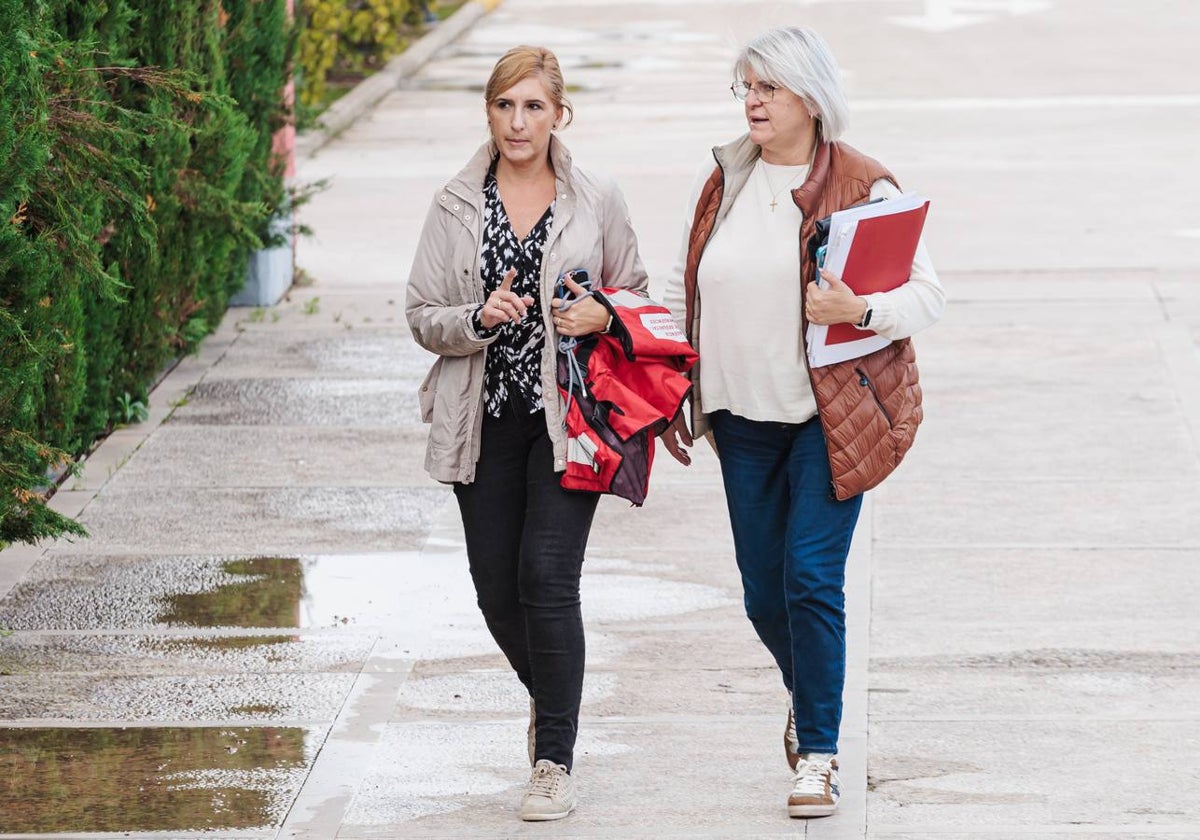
[475,165,555,418]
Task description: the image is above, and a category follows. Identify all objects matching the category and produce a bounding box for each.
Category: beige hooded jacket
[405,137,649,484]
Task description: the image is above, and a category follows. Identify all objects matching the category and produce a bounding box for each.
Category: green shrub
[0,0,87,543]
[0,0,292,545]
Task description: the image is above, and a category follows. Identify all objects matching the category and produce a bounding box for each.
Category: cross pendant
[769,198,778,212]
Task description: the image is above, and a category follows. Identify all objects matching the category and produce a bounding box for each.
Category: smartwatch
[857,300,873,329]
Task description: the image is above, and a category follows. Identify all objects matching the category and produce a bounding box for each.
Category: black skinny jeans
[453,402,599,771]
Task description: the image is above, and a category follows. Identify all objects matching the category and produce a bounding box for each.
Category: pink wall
[271,0,296,179]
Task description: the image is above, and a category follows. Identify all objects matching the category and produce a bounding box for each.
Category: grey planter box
[230,213,294,307]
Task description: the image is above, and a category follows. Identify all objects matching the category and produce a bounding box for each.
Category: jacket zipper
[855,367,894,428]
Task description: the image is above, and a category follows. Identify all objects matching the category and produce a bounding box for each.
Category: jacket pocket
[855,366,894,429]
[419,359,443,424]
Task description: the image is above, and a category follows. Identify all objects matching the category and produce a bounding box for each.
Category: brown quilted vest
[683,139,923,500]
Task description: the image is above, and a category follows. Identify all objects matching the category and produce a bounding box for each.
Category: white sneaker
[520,759,576,821]
[788,754,839,818]
[784,704,800,771]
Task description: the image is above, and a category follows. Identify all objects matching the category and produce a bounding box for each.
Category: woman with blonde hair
[406,45,648,821]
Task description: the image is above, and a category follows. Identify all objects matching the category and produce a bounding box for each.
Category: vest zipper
[855,367,893,428]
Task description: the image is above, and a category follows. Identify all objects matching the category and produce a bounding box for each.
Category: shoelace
[793,759,832,795]
[528,764,562,797]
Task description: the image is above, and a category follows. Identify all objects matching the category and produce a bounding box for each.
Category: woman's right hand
[659,412,693,466]
[480,268,535,329]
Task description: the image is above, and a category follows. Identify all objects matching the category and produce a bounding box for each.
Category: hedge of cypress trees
[0,0,291,545]
[0,0,79,544]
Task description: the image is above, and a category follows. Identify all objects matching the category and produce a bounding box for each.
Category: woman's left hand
[805,269,869,326]
[551,275,610,336]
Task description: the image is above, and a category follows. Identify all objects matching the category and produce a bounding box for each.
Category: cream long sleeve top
[662,156,945,425]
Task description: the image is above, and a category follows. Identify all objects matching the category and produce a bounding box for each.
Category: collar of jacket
[708,133,757,227]
[441,134,577,230]
[709,132,835,222]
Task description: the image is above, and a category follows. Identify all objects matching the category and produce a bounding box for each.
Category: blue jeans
[710,410,863,754]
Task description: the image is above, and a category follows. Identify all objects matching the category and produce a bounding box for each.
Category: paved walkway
[2,1,1198,838]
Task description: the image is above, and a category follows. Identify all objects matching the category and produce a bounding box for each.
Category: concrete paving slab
[104,426,431,489]
[890,407,1193,483]
[0,632,377,676]
[278,657,419,840]
[0,543,44,603]
[0,671,353,723]
[194,327,428,381]
[872,480,1200,548]
[586,485,735,555]
[868,720,1200,829]
[70,427,152,492]
[869,665,1200,721]
[871,618,1200,667]
[392,666,617,721]
[69,485,445,554]
[168,377,425,428]
[872,547,1200,630]
[339,718,810,837]
[393,662,780,721]
[45,488,93,520]
[565,612,775,672]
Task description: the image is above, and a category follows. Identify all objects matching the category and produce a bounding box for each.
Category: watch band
[857,301,873,329]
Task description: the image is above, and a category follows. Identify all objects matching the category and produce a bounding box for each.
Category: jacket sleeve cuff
[466,304,501,341]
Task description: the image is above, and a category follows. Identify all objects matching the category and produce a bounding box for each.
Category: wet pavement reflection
[162,557,304,628]
[0,553,428,631]
[0,726,315,833]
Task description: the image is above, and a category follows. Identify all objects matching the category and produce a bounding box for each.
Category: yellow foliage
[297,0,418,108]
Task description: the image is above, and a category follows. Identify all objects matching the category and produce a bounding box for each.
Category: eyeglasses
[731,80,780,103]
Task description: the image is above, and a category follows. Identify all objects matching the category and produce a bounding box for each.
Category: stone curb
[295,0,503,160]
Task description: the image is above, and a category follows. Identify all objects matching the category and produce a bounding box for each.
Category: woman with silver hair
[662,26,944,818]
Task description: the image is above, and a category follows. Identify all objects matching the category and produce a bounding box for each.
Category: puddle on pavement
[157,555,417,630]
[162,557,304,628]
[0,726,311,833]
[0,552,428,632]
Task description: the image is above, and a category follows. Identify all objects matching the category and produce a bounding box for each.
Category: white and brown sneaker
[784,704,800,771]
[787,754,839,818]
[520,759,576,821]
